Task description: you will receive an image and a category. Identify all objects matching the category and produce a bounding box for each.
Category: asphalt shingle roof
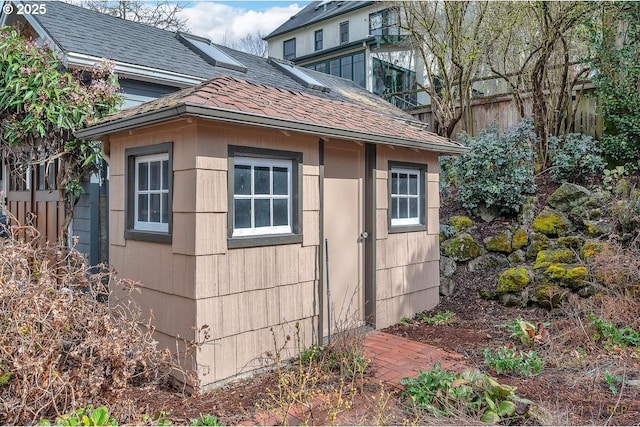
[265,1,373,40]
[81,75,464,153]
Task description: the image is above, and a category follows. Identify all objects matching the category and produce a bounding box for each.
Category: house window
[125,142,173,243]
[307,51,365,87]
[388,161,426,232]
[228,146,302,248]
[283,38,296,60]
[340,21,349,44]
[369,9,399,37]
[314,29,323,51]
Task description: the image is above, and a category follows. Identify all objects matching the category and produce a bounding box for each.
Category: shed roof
[77,74,466,154]
[265,1,373,40]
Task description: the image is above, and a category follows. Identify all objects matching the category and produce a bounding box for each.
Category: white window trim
[233,157,293,237]
[134,153,169,233]
[390,167,421,227]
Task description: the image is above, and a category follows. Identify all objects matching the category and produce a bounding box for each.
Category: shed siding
[107,120,320,388]
[374,146,440,329]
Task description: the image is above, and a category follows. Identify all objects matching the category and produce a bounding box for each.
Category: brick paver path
[362,330,470,388]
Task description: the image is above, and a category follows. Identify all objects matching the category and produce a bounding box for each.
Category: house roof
[29,1,218,80]
[77,74,466,155]
[265,1,373,40]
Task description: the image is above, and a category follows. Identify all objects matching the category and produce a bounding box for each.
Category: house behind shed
[78,62,466,388]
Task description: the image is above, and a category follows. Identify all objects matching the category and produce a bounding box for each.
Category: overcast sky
[177,1,309,45]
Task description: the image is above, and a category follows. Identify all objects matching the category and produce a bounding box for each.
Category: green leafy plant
[502,319,549,347]
[588,315,640,348]
[483,345,543,377]
[39,405,117,426]
[191,414,222,426]
[400,362,541,424]
[603,370,625,395]
[454,120,537,216]
[590,2,640,173]
[548,133,606,183]
[416,311,457,325]
[603,166,627,191]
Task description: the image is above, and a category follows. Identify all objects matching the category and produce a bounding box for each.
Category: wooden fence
[409,88,603,141]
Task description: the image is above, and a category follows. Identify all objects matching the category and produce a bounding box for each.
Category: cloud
[178,3,302,45]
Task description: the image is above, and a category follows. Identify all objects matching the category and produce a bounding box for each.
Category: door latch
[360,231,369,240]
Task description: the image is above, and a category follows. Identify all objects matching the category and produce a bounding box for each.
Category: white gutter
[65,52,205,88]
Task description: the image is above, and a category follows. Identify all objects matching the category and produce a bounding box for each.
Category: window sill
[124,229,172,244]
[388,224,426,234]
[228,233,303,249]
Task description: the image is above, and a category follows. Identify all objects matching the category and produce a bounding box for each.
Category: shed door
[323,141,366,337]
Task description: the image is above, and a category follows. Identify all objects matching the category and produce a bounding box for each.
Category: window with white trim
[390,167,421,227]
[134,153,170,232]
[233,157,292,237]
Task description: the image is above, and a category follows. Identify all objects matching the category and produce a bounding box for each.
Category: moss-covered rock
[441,233,484,262]
[449,216,474,232]
[542,264,589,289]
[547,183,591,212]
[557,236,585,250]
[511,228,528,251]
[583,219,614,237]
[532,207,573,237]
[508,250,526,264]
[496,267,533,294]
[533,248,576,270]
[484,230,513,254]
[499,292,524,307]
[580,241,612,261]
[525,232,551,260]
[530,284,566,309]
[468,253,510,273]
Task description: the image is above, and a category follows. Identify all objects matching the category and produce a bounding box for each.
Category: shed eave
[76,103,467,155]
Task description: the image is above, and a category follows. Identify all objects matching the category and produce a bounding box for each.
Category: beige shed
[77,73,466,389]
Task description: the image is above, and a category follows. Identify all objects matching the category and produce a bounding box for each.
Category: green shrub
[588,315,640,348]
[39,405,117,426]
[548,133,606,183]
[191,414,223,426]
[400,362,541,424]
[455,121,537,215]
[483,346,543,377]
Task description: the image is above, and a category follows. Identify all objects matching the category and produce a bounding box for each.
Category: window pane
[138,162,148,191]
[273,199,288,226]
[254,166,270,195]
[409,198,418,218]
[161,193,169,224]
[391,197,398,219]
[138,194,148,222]
[353,52,365,87]
[234,199,251,229]
[150,193,161,222]
[273,167,288,195]
[341,55,352,81]
[234,165,251,195]
[399,197,408,218]
[162,160,169,190]
[391,173,398,195]
[150,161,160,191]
[315,62,327,74]
[399,173,408,194]
[409,174,418,195]
[330,59,340,76]
[255,199,271,227]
